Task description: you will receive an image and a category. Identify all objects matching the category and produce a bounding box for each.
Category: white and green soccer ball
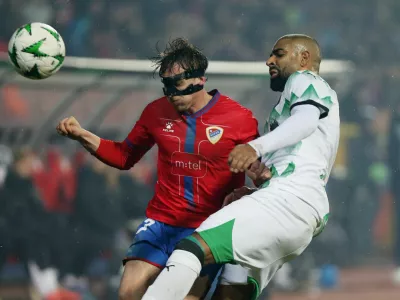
[8,22,66,80]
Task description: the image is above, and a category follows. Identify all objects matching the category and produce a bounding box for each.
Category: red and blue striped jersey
[96,90,259,228]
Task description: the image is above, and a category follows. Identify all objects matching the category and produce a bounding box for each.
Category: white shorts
[197,186,323,296]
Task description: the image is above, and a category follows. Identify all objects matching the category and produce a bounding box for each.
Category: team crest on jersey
[206,126,223,144]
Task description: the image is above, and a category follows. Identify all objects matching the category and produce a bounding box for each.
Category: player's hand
[223,186,257,207]
[56,116,84,140]
[246,160,272,187]
[228,144,259,173]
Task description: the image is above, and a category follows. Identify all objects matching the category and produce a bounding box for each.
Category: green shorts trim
[313,213,330,237]
[247,276,260,300]
[197,219,236,264]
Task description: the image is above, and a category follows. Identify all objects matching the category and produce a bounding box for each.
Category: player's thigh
[119,260,160,300]
[212,285,254,300]
[212,264,254,300]
[119,219,167,300]
[245,254,312,297]
[185,276,210,300]
[186,264,223,300]
[214,248,308,299]
[196,191,316,268]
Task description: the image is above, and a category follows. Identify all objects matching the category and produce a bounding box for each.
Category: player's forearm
[248,105,320,157]
[78,129,101,153]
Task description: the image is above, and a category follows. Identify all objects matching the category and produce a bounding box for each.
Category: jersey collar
[184,89,220,118]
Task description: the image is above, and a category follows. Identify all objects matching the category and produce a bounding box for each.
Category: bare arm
[56,113,155,170]
[78,129,101,153]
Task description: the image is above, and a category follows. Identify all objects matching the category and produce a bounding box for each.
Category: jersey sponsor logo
[206,126,223,144]
[163,121,174,133]
[171,152,207,177]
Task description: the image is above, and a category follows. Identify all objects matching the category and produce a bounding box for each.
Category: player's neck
[299,66,319,74]
[187,91,213,115]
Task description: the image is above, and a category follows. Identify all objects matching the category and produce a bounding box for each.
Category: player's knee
[119,282,150,300]
[118,285,135,300]
[119,272,151,300]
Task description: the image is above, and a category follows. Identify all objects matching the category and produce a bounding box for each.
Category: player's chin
[173,104,187,113]
[171,101,189,112]
[270,78,286,92]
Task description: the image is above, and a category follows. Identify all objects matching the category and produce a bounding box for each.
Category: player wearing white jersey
[142,34,340,300]
[253,68,339,221]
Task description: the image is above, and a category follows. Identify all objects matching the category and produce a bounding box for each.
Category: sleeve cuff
[290,99,329,119]
[247,141,262,157]
[94,138,106,156]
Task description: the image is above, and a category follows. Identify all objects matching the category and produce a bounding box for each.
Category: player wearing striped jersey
[143,34,340,300]
[56,38,269,300]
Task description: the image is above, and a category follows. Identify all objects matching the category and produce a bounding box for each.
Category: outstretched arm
[228,104,320,172]
[57,106,155,170]
[248,104,320,157]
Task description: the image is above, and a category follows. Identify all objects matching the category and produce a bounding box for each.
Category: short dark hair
[151,38,208,77]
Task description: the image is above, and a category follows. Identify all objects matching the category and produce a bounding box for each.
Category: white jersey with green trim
[261,70,340,217]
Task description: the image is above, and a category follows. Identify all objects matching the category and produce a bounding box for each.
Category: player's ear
[300,51,310,68]
[199,76,207,85]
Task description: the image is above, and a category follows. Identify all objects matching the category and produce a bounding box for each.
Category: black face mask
[161,69,205,97]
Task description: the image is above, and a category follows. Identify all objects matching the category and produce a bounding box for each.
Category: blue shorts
[124,218,222,279]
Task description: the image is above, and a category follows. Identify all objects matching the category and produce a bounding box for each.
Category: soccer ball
[8,23,66,80]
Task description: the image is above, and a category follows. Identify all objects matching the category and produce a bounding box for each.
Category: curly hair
[151,38,208,77]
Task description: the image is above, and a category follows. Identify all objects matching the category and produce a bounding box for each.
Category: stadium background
[0,0,400,299]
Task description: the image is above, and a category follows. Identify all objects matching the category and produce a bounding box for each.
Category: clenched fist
[228,144,259,173]
[56,116,84,140]
[246,160,271,187]
[223,186,257,207]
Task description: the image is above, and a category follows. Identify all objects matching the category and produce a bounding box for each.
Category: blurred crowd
[0,0,400,63]
[0,146,155,298]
